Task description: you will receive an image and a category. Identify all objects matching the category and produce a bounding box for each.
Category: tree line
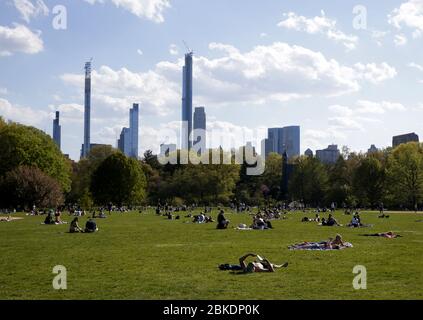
[1,118,422,210]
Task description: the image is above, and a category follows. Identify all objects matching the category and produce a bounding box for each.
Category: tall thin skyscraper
[129,103,139,159]
[193,106,206,152]
[82,60,92,158]
[181,52,193,150]
[52,111,61,150]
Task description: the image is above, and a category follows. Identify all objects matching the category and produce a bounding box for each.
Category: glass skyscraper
[265,126,300,159]
[193,106,206,153]
[118,104,139,159]
[181,52,193,150]
[81,61,92,158]
[52,111,61,150]
[129,103,139,159]
[118,127,131,156]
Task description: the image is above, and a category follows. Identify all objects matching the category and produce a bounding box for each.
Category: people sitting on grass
[85,219,98,233]
[322,214,341,226]
[219,253,288,273]
[69,217,84,233]
[54,210,64,224]
[217,210,230,229]
[302,214,321,223]
[192,213,206,223]
[44,210,56,225]
[98,209,107,219]
[347,213,361,228]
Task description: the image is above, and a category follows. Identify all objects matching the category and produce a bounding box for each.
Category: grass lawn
[0,209,422,300]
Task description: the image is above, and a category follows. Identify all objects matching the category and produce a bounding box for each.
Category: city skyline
[0,0,423,160]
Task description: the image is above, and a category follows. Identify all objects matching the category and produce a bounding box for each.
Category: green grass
[0,209,422,300]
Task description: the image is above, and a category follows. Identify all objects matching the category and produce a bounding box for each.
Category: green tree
[326,157,351,206]
[352,155,386,208]
[0,166,64,209]
[386,142,423,209]
[289,156,328,206]
[0,122,71,192]
[90,153,147,206]
[166,149,240,205]
[68,145,118,205]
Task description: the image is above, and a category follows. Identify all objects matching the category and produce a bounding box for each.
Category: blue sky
[1,0,422,160]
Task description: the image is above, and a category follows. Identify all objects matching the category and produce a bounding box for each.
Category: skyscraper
[117,104,140,159]
[129,103,139,159]
[265,126,300,159]
[52,111,61,150]
[181,52,193,150]
[281,126,300,159]
[392,132,419,148]
[316,145,340,164]
[267,128,283,154]
[82,60,92,158]
[118,127,131,156]
[193,106,206,152]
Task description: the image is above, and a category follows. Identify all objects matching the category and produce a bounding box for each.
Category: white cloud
[278,11,358,50]
[0,88,8,95]
[355,100,406,114]
[137,49,144,56]
[394,33,408,46]
[13,0,49,23]
[157,42,396,107]
[328,104,354,117]
[0,23,43,56]
[48,103,84,123]
[260,32,268,38]
[316,100,407,148]
[408,62,423,71]
[353,63,397,84]
[60,42,396,118]
[0,98,48,125]
[84,0,171,23]
[61,65,180,117]
[327,100,406,132]
[169,44,179,55]
[389,0,423,33]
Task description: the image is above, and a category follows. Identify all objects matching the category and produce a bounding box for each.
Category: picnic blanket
[0,217,23,222]
[288,241,353,251]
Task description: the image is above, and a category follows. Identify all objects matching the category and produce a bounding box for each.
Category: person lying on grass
[289,234,350,250]
[363,231,402,238]
[219,253,288,273]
